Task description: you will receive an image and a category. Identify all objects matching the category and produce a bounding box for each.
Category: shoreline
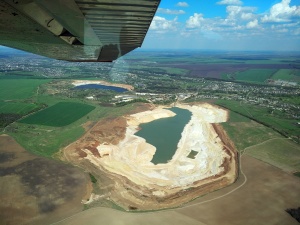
[64,102,238,210]
[104,103,229,184]
[72,79,134,91]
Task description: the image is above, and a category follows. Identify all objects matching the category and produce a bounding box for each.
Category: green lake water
[135,107,192,164]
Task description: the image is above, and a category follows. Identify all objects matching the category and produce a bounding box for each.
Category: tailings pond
[74,84,127,92]
[135,107,192,164]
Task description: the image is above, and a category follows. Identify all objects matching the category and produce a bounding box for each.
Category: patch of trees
[0,113,22,128]
[99,103,114,107]
[89,173,97,184]
[115,99,149,107]
[0,103,47,129]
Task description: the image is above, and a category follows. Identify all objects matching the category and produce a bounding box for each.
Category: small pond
[74,84,127,93]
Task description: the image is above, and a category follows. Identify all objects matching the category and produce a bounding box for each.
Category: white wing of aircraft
[0,0,160,62]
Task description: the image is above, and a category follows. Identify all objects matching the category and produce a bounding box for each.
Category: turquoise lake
[135,107,192,164]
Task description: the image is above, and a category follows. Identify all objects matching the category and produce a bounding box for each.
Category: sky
[142,0,300,51]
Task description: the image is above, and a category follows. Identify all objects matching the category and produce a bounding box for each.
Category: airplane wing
[0,0,160,62]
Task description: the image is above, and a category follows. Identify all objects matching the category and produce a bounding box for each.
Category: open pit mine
[64,103,238,210]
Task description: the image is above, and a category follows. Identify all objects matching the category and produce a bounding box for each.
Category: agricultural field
[55,155,300,225]
[271,69,300,82]
[8,101,144,157]
[220,108,300,210]
[226,111,251,123]
[0,135,90,225]
[123,51,299,81]
[216,99,300,139]
[0,78,50,128]
[0,78,49,100]
[20,102,95,127]
[245,138,300,172]
[0,101,37,114]
[222,69,279,83]
[8,122,86,157]
[0,49,299,225]
[221,110,282,151]
[156,67,188,75]
[234,69,277,83]
[220,108,300,173]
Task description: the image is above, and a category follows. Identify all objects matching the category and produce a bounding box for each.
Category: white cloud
[226,6,243,19]
[150,16,178,32]
[241,12,254,20]
[262,0,300,22]
[269,22,300,34]
[271,22,299,30]
[157,8,185,15]
[217,0,242,5]
[147,1,300,50]
[246,19,258,29]
[226,6,256,20]
[177,2,189,7]
[186,13,204,28]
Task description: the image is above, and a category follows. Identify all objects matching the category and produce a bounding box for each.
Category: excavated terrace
[64,103,238,210]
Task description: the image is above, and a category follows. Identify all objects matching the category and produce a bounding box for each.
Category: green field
[159,67,188,75]
[235,69,277,83]
[20,102,95,126]
[226,111,251,123]
[219,104,300,172]
[8,102,143,157]
[216,99,299,139]
[0,79,49,100]
[271,69,300,82]
[0,101,37,114]
[222,120,282,151]
[245,138,300,172]
[9,124,85,157]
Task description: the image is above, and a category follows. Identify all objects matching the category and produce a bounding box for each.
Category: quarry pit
[64,103,238,210]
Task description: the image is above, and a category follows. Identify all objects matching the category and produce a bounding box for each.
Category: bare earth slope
[64,103,238,210]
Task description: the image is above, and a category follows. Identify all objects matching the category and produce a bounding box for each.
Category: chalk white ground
[83,103,233,192]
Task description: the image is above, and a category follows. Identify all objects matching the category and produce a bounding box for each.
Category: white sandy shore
[72,80,134,91]
[83,103,231,190]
